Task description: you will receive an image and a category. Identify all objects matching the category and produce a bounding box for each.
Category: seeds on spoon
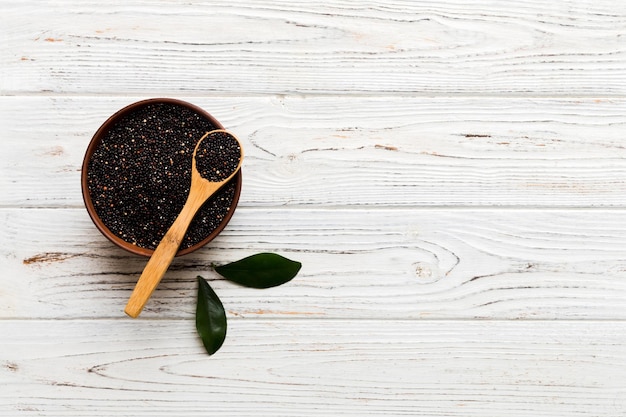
[195,131,242,182]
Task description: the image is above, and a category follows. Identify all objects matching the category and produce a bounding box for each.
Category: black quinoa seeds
[195,131,241,182]
[86,102,239,251]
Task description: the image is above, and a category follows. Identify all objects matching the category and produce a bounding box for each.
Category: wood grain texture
[3,1,626,415]
[1,319,625,417]
[4,207,626,320]
[2,0,625,95]
[3,96,626,208]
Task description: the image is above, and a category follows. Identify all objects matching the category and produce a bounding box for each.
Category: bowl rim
[81,97,242,257]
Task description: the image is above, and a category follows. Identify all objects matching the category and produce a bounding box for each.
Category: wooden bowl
[81,98,242,257]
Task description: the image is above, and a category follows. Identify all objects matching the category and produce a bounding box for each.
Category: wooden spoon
[125,130,244,318]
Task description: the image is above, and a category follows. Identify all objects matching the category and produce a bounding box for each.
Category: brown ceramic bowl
[81,98,242,257]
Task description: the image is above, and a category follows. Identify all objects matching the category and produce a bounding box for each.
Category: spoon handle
[124,195,205,318]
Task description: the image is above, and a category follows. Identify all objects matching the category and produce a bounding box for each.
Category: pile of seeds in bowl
[86,102,238,251]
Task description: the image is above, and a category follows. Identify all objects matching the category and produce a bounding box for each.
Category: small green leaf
[196,276,227,355]
[214,253,302,289]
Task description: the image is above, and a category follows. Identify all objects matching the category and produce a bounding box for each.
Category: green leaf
[195,276,227,355]
[214,253,302,289]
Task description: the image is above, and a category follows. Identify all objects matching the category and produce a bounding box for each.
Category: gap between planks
[4,92,626,99]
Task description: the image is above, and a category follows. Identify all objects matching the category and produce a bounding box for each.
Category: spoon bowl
[125,130,244,318]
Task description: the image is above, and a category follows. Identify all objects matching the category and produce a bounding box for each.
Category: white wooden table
[2,1,626,415]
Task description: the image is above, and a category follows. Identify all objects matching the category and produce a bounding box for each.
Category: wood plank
[3,207,626,320]
[2,1,625,95]
[3,96,626,208]
[1,319,625,416]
